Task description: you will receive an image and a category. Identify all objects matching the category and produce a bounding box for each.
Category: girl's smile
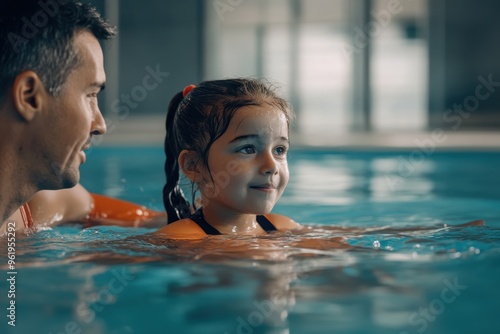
[250,183,277,192]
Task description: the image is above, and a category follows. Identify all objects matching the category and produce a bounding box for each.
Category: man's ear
[12,71,47,122]
[178,150,204,182]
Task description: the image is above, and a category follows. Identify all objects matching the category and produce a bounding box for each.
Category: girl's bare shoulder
[154,218,207,239]
[264,213,301,231]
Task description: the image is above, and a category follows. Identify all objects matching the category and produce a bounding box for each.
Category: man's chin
[61,169,80,189]
[62,177,79,189]
[40,169,79,191]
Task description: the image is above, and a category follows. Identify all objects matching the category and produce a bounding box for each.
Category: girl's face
[200,104,290,215]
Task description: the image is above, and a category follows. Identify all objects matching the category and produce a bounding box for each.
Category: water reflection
[285,151,500,207]
[287,153,438,204]
[370,157,436,201]
[287,159,356,205]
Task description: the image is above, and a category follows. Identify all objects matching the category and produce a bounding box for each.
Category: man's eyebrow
[90,82,106,92]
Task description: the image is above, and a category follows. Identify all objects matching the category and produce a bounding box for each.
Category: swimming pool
[2,147,500,334]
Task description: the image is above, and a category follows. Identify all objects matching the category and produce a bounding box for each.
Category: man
[0,1,162,233]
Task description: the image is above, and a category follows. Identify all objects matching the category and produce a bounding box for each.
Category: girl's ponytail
[163,92,191,223]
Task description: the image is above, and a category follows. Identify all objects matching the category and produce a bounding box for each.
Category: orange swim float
[87,193,166,227]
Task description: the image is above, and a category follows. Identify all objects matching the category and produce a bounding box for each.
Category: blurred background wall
[88,0,500,147]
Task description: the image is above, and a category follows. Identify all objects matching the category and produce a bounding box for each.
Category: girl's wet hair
[163,78,293,223]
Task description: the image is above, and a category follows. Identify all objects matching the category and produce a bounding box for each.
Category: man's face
[35,30,107,190]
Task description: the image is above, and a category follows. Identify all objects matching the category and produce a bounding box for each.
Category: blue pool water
[1,147,500,334]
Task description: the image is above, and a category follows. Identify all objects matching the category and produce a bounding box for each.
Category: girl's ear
[178,150,204,182]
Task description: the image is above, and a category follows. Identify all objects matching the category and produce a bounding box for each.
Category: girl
[155,78,301,238]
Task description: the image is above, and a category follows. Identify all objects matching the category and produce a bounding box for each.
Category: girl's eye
[237,145,256,154]
[274,146,288,156]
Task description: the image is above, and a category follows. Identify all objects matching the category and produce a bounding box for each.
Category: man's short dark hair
[0,0,116,103]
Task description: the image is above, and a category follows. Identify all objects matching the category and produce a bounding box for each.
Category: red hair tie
[182,84,196,97]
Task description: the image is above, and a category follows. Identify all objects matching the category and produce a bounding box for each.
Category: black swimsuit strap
[189,209,222,235]
[189,209,278,235]
[256,215,278,232]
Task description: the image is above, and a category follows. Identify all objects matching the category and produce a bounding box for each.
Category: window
[205,0,428,135]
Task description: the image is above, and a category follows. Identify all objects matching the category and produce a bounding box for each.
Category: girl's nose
[260,151,278,175]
